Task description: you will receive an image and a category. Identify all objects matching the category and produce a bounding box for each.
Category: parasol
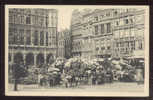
[112,60,120,65]
[108,58,112,60]
[114,64,122,70]
[64,61,71,68]
[119,62,128,66]
[48,67,60,72]
[53,71,58,74]
[98,58,104,62]
[139,60,144,63]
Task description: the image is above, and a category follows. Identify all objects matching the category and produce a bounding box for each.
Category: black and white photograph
[5,5,149,96]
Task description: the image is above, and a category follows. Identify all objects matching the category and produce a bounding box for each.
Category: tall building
[8,8,58,66]
[64,29,71,59]
[57,31,65,58]
[71,8,145,59]
[91,9,114,58]
[112,9,145,58]
[71,9,83,57]
[57,29,71,59]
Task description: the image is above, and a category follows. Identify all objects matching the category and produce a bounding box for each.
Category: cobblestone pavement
[8,82,144,92]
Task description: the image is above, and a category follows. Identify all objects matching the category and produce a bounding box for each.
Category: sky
[47,6,99,32]
[57,8,73,32]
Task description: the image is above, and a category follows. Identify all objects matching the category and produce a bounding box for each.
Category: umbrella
[119,62,128,66]
[97,65,103,69]
[114,64,122,70]
[53,71,58,74]
[139,60,144,63]
[56,61,63,66]
[112,60,120,65]
[108,58,112,60]
[87,70,91,74]
[48,67,60,72]
[98,58,104,62]
[64,61,71,68]
[128,56,144,59]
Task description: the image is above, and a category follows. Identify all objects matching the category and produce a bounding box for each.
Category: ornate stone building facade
[57,29,71,59]
[71,8,145,59]
[112,9,145,58]
[57,31,65,58]
[8,8,58,66]
[71,9,83,57]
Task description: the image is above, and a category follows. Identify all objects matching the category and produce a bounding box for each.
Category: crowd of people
[9,57,144,88]
[24,57,144,88]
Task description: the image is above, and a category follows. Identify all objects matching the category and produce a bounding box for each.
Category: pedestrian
[38,74,43,86]
[135,65,144,85]
[61,73,69,88]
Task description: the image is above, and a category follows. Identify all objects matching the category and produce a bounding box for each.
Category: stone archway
[47,53,54,64]
[36,53,44,65]
[26,53,34,66]
[14,52,24,64]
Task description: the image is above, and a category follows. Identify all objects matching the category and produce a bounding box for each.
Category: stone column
[11,52,14,64]
[44,31,46,46]
[24,29,26,45]
[23,53,26,65]
[34,53,37,66]
[38,31,40,46]
[31,29,33,46]
[44,53,47,64]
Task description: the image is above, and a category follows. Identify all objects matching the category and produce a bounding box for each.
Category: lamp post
[13,34,20,91]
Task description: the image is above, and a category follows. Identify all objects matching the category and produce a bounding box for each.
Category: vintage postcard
[5,5,149,96]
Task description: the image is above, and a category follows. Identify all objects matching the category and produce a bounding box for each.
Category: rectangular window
[21,15,24,24]
[34,31,38,45]
[46,17,48,27]
[116,43,118,47]
[19,29,24,45]
[106,23,111,33]
[26,30,31,45]
[106,12,110,17]
[9,15,12,23]
[9,28,14,44]
[35,16,38,25]
[107,46,110,50]
[114,11,118,15]
[131,41,135,50]
[139,41,143,50]
[96,47,99,51]
[130,18,133,23]
[14,29,18,44]
[101,15,104,18]
[116,21,119,26]
[95,16,98,22]
[14,15,17,24]
[40,17,44,27]
[46,32,48,46]
[40,31,44,46]
[95,25,98,35]
[101,24,104,34]
[125,19,129,24]
[26,16,31,24]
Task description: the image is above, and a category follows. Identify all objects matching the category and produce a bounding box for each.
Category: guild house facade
[71,8,145,59]
[8,8,58,66]
[57,29,71,59]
